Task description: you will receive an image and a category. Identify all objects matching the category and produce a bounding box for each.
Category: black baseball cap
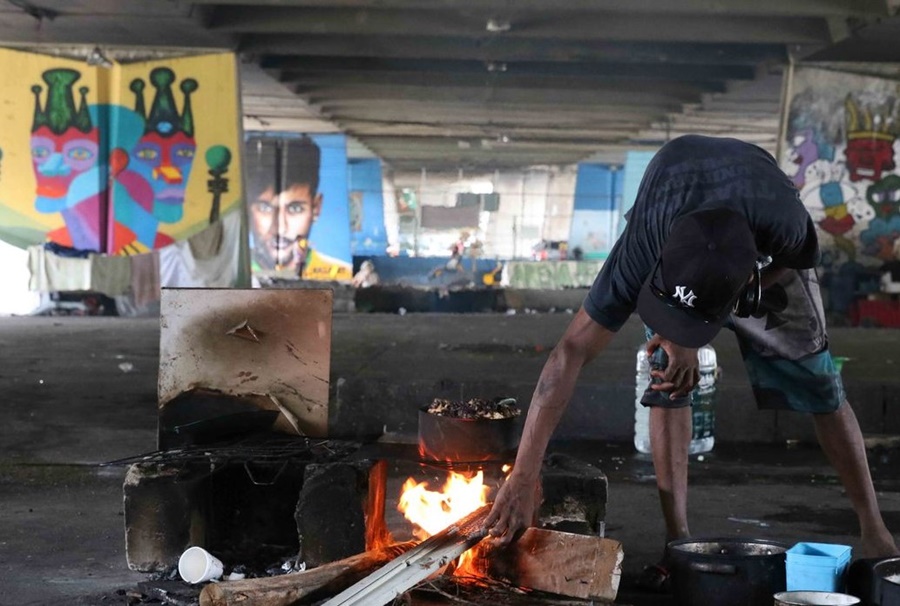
[637,208,758,348]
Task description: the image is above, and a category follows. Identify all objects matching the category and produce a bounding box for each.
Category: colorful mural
[780,66,900,275]
[0,48,242,254]
[245,133,353,281]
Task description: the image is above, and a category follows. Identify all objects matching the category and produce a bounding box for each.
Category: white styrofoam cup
[178,546,224,584]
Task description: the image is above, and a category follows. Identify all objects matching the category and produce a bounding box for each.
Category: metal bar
[102,437,359,467]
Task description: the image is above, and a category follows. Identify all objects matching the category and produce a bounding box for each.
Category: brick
[539,453,608,535]
[124,463,209,572]
[295,462,374,567]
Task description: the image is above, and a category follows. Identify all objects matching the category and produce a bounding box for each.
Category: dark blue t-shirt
[584,135,818,331]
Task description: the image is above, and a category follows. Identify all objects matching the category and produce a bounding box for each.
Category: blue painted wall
[569,163,624,259]
[619,150,656,236]
[348,158,388,256]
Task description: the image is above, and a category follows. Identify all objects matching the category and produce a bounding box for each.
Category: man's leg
[649,405,692,544]
[813,401,899,558]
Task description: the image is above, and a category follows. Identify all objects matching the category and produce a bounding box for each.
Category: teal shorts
[642,268,845,414]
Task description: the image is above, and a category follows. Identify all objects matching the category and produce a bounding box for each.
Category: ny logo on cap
[674,285,697,308]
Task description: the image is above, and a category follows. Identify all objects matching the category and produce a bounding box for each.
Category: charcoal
[426,396,520,420]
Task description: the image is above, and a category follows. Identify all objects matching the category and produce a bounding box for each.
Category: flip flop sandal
[637,563,672,593]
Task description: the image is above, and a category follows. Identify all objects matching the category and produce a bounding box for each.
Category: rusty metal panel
[159,288,332,437]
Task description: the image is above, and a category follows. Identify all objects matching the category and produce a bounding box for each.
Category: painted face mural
[129,68,198,225]
[844,96,898,183]
[246,137,323,272]
[784,129,819,187]
[251,183,321,269]
[845,138,895,182]
[31,69,103,251]
[867,174,900,220]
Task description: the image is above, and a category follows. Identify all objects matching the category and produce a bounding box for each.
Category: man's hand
[483,471,540,545]
[647,334,699,399]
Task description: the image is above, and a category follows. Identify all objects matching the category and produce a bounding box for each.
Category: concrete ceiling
[1,0,899,171]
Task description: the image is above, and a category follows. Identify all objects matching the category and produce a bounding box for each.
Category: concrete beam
[0,0,196,16]
[242,36,788,65]
[217,8,830,44]
[190,0,890,18]
[377,151,599,171]
[242,116,339,133]
[320,102,673,125]
[265,57,758,81]
[805,16,900,61]
[336,121,649,140]
[282,72,729,95]
[304,85,703,107]
[363,136,606,153]
[0,12,234,48]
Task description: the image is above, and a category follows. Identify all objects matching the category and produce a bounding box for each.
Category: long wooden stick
[320,505,491,606]
[199,542,415,606]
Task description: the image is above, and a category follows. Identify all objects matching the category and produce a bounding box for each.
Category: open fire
[397,470,491,571]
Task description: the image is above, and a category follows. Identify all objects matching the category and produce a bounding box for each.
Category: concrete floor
[1,313,898,605]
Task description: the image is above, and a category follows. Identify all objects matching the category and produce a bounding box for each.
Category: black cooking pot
[874,557,900,606]
[667,537,789,606]
[417,406,518,462]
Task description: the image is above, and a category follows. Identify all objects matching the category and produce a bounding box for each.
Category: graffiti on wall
[245,133,353,281]
[0,48,242,254]
[781,66,900,270]
[507,260,604,290]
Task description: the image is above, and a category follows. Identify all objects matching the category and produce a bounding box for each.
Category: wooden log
[199,541,415,606]
[468,528,624,602]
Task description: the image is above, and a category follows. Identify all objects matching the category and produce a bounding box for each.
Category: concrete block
[124,463,209,572]
[539,453,608,535]
[295,462,369,567]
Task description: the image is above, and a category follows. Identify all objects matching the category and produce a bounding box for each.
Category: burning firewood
[198,541,415,606]
[319,505,492,606]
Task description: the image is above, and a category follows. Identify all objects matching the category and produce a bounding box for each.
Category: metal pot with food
[418,397,520,462]
[875,557,900,606]
[667,537,789,606]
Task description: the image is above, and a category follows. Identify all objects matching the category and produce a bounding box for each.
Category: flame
[398,471,489,572]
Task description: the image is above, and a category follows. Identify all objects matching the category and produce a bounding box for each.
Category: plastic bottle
[634,343,717,454]
[634,347,653,454]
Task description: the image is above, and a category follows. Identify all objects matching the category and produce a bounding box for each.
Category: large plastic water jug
[634,343,717,454]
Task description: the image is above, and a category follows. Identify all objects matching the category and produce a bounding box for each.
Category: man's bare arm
[483,307,616,541]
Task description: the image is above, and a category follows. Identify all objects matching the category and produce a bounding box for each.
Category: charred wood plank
[469,528,623,602]
[199,542,414,606]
